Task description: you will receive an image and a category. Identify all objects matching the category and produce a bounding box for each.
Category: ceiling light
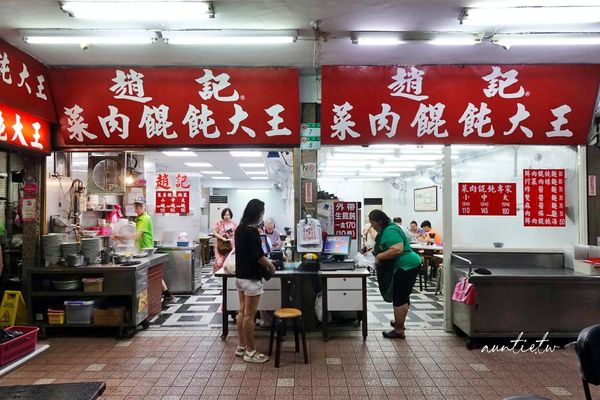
[230,151,262,158]
[236,188,270,192]
[23,30,156,45]
[494,34,600,47]
[351,32,404,45]
[250,177,269,180]
[60,1,213,20]
[239,163,265,168]
[199,170,222,174]
[319,177,385,182]
[211,177,231,180]
[460,6,600,25]
[244,171,268,175]
[184,162,212,167]
[429,37,478,46]
[163,30,297,45]
[162,151,196,157]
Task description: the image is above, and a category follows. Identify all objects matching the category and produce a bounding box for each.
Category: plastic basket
[0,326,39,366]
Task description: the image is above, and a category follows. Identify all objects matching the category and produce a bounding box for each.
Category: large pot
[66,254,86,267]
[113,253,133,264]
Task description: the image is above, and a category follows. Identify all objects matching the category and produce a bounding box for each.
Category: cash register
[319,235,356,271]
[262,234,284,270]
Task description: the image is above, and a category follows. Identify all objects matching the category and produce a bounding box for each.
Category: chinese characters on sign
[322,65,600,145]
[0,40,55,123]
[0,103,50,154]
[523,169,566,227]
[458,183,517,216]
[50,67,300,147]
[154,173,191,214]
[333,201,358,239]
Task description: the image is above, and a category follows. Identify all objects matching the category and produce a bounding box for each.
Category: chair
[268,308,308,368]
[575,324,600,400]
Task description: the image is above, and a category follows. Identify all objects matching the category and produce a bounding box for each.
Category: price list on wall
[458,183,517,216]
[523,169,565,227]
[333,201,358,239]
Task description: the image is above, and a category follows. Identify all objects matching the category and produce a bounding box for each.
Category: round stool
[268,308,308,368]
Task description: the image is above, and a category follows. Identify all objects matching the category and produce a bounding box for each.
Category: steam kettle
[101,247,114,264]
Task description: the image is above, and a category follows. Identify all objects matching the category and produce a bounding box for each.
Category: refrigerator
[157,245,202,294]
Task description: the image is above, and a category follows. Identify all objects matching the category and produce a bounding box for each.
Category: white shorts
[236,278,264,296]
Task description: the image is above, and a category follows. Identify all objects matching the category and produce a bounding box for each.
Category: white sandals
[234,346,246,357]
[243,349,269,363]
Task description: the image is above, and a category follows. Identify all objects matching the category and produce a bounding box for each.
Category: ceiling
[2,1,600,71]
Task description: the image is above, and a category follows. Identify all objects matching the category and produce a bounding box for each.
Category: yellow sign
[0,291,28,327]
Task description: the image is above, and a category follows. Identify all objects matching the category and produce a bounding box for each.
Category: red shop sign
[322,65,600,145]
[0,40,56,123]
[523,169,565,227]
[333,201,358,239]
[458,182,516,216]
[49,67,300,148]
[0,103,51,154]
[155,191,190,214]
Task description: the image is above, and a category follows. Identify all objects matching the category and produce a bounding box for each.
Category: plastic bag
[223,250,236,274]
[354,251,376,269]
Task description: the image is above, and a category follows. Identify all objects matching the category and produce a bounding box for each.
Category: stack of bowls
[81,238,101,264]
[42,233,65,265]
[61,242,81,260]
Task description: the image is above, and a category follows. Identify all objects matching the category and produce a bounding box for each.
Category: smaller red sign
[458,182,517,216]
[333,201,358,239]
[0,103,50,154]
[523,169,566,227]
[155,191,190,214]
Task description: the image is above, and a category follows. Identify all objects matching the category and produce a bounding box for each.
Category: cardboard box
[93,307,125,326]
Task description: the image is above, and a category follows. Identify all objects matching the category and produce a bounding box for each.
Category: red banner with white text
[0,103,51,154]
[458,182,517,216]
[0,40,56,123]
[49,67,300,148]
[322,65,600,145]
[523,169,566,227]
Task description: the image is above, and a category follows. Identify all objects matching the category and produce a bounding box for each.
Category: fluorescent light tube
[250,177,269,180]
[163,30,296,45]
[199,170,223,174]
[230,151,262,158]
[495,35,600,46]
[462,6,600,25]
[236,188,270,192]
[184,162,212,167]
[239,163,265,168]
[24,36,154,45]
[429,37,478,46]
[162,151,196,157]
[60,1,213,20]
[211,177,231,180]
[244,171,268,175]
[355,38,404,46]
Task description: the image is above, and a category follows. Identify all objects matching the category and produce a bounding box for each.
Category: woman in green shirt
[369,209,422,339]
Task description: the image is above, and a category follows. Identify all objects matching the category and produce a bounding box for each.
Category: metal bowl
[66,254,86,267]
[142,247,157,255]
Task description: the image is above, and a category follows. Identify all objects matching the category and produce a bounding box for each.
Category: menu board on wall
[154,172,191,214]
[458,182,517,216]
[333,201,358,239]
[523,169,565,227]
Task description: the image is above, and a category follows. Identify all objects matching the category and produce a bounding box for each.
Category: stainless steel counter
[157,245,201,294]
[451,252,600,342]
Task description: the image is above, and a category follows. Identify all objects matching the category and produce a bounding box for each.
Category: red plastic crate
[0,326,39,366]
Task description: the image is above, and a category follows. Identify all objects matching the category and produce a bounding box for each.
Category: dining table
[410,242,443,285]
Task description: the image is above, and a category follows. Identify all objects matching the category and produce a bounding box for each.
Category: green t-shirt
[374,223,421,271]
[135,212,154,250]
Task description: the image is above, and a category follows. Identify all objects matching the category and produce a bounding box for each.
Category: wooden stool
[268,308,308,368]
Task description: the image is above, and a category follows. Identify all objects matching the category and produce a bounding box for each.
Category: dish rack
[0,326,39,366]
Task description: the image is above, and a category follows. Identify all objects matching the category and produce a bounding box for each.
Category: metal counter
[157,245,201,294]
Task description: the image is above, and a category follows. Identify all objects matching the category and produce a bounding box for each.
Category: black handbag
[260,266,273,281]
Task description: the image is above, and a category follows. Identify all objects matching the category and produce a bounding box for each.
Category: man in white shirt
[393,217,414,240]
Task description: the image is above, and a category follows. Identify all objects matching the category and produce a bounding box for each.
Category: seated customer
[420,220,443,245]
[409,221,426,241]
[393,217,414,240]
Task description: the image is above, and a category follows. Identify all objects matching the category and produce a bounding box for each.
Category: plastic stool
[268,308,308,368]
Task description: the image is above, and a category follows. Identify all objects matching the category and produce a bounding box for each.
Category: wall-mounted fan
[87,153,125,194]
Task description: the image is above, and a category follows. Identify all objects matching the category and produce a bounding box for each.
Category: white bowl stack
[42,233,65,265]
[61,242,81,259]
[81,238,101,265]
